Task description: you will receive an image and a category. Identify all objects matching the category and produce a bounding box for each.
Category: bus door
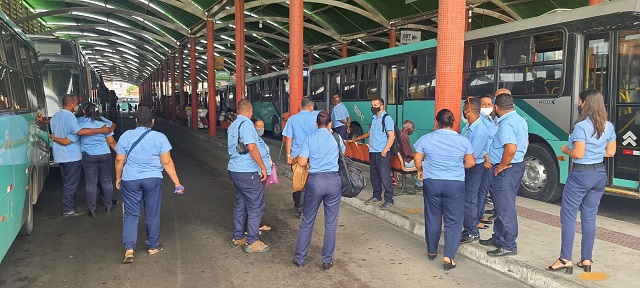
[381,61,406,130]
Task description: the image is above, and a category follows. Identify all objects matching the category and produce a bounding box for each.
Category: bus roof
[0,11,35,49]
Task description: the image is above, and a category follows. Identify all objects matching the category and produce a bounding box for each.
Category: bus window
[342,66,358,100]
[501,36,531,66]
[409,53,436,99]
[329,71,340,99]
[0,67,9,111]
[24,77,38,111]
[18,45,31,76]
[9,71,27,110]
[359,63,378,100]
[2,31,18,69]
[618,30,640,104]
[466,43,495,69]
[410,54,427,76]
[584,34,609,95]
[309,71,325,101]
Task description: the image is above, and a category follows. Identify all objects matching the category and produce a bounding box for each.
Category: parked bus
[309,0,640,202]
[0,11,50,263]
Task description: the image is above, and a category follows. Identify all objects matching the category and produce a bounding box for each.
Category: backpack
[382,114,401,156]
[332,133,367,198]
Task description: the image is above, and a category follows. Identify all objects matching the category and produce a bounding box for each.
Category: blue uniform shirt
[50,110,82,163]
[227,115,261,173]
[569,118,616,164]
[116,127,172,181]
[78,116,114,156]
[462,118,491,163]
[369,111,395,153]
[282,110,319,157]
[489,111,529,164]
[414,129,474,181]
[298,129,346,173]
[257,136,272,175]
[331,103,349,128]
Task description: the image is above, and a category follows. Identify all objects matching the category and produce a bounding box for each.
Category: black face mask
[407,129,414,135]
[371,106,381,115]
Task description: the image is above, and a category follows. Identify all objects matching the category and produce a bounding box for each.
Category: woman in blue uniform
[546,89,616,274]
[293,111,345,270]
[414,109,475,270]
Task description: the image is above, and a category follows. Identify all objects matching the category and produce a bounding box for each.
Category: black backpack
[382,114,401,156]
[332,133,367,198]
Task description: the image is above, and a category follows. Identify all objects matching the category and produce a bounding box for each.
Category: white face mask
[461,117,469,125]
[480,107,493,117]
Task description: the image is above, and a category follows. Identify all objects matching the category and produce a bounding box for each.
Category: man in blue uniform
[331,95,350,140]
[50,95,111,217]
[480,93,528,257]
[228,100,270,253]
[460,98,491,244]
[283,97,319,216]
[349,97,396,209]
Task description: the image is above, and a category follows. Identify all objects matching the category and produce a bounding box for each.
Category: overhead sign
[215,57,225,70]
[215,70,230,82]
[622,131,637,147]
[400,31,421,44]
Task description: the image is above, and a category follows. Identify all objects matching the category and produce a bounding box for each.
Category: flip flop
[478,223,490,229]
[259,225,272,231]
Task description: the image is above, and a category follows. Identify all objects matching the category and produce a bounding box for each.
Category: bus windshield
[41,63,81,116]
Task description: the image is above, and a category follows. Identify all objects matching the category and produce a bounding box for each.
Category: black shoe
[381,202,394,210]
[62,210,84,217]
[293,260,303,268]
[487,247,517,257]
[87,211,98,218]
[479,238,500,248]
[364,197,382,205]
[105,207,112,214]
[112,199,119,205]
[427,253,437,261]
[460,233,479,244]
[488,213,497,221]
[322,262,333,271]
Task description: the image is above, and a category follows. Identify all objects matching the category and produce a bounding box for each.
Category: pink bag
[265,163,279,186]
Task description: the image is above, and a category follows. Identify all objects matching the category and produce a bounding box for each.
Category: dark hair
[135,106,154,127]
[316,110,331,127]
[463,97,480,114]
[479,94,494,101]
[238,99,252,113]
[577,89,607,139]
[302,97,314,108]
[83,103,102,122]
[372,97,384,106]
[62,95,77,107]
[435,109,455,128]
[494,93,514,109]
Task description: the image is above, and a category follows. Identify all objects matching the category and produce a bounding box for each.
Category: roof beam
[488,0,523,21]
[49,0,175,24]
[208,17,340,41]
[37,24,178,48]
[472,8,515,23]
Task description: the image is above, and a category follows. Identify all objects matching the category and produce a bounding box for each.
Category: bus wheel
[272,117,282,138]
[19,182,34,236]
[519,143,562,203]
[348,125,363,141]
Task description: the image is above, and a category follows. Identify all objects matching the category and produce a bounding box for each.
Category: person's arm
[49,134,72,145]
[464,153,477,169]
[414,152,424,181]
[349,131,369,142]
[495,144,516,175]
[285,136,294,164]
[381,129,395,157]
[106,135,117,151]
[114,153,125,189]
[247,143,267,182]
[484,154,492,170]
[297,156,309,166]
[346,116,351,133]
[604,140,616,157]
[77,125,111,136]
[561,142,586,159]
[160,151,182,189]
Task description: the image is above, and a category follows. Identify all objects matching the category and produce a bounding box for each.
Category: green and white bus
[309,0,640,202]
[0,11,50,263]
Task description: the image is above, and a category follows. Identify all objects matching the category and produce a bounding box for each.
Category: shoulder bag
[332,133,366,198]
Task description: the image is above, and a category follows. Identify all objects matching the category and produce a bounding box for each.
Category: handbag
[236,121,249,154]
[265,163,279,186]
[291,159,309,192]
[332,133,367,198]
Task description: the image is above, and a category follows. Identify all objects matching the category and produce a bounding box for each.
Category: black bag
[236,121,249,155]
[332,133,367,198]
[382,114,401,156]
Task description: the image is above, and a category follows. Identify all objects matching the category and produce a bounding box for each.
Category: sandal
[546,258,573,274]
[443,257,456,271]
[122,249,134,264]
[577,259,592,272]
[477,223,489,229]
[259,225,272,231]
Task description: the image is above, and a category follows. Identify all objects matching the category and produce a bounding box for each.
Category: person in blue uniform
[479,93,528,257]
[49,95,112,217]
[283,97,319,216]
[293,111,345,270]
[460,97,492,244]
[228,100,270,253]
[115,107,183,264]
[349,97,396,209]
[477,93,499,229]
[414,109,475,270]
[331,95,350,140]
[546,89,616,274]
[254,120,272,176]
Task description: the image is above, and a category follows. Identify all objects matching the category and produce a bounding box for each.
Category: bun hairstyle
[436,109,455,128]
[316,110,331,127]
[83,103,102,122]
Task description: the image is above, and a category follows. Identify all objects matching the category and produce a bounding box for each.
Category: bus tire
[519,143,562,203]
[272,116,282,138]
[19,182,34,236]
[348,125,363,141]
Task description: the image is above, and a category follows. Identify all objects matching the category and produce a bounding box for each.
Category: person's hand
[36,112,43,123]
[381,149,388,158]
[174,184,185,195]
[115,178,122,190]
[346,139,354,143]
[484,159,492,170]
[494,164,512,176]
[417,171,423,180]
[100,124,111,134]
[347,127,351,134]
[260,168,268,182]
[287,155,294,165]
[561,145,569,155]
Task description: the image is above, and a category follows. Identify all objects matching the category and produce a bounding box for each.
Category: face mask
[370,106,381,115]
[73,105,79,113]
[408,129,413,135]
[480,107,493,117]
[256,128,264,137]
[461,117,469,125]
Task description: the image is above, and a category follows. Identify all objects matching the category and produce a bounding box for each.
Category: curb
[164,121,585,288]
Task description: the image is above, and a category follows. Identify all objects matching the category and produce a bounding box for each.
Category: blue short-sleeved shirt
[298,129,345,173]
[569,118,616,164]
[489,111,529,164]
[50,110,82,163]
[227,115,262,173]
[257,137,272,175]
[461,118,491,163]
[282,110,320,157]
[78,116,114,156]
[115,127,172,181]
[414,129,474,181]
[370,112,395,153]
[331,103,349,128]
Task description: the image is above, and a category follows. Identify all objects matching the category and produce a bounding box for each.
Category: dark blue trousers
[229,171,265,245]
[560,167,606,261]
[294,172,342,264]
[464,163,485,236]
[333,126,347,140]
[82,152,114,212]
[424,179,465,259]
[59,160,82,213]
[121,177,163,250]
[490,162,525,251]
[477,166,492,220]
[370,152,394,203]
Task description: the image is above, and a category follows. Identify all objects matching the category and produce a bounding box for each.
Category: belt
[572,162,604,171]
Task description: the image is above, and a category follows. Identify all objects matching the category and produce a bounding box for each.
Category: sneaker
[62,210,85,217]
[381,202,394,210]
[231,237,247,247]
[460,233,479,244]
[364,197,381,205]
[322,262,333,271]
[244,240,271,253]
[122,249,134,264]
[148,244,164,255]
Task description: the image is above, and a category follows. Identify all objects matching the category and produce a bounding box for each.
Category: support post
[308,50,313,67]
[190,36,198,131]
[342,41,347,58]
[170,54,177,122]
[289,0,303,115]
[389,28,396,48]
[164,60,169,119]
[235,0,246,107]
[178,43,185,122]
[207,19,217,137]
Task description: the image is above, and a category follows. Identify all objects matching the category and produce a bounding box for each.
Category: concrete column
[190,36,198,131]
[178,43,185,121]
[342,42,347,58]
[164,60,169,119]
[389,28,396,48]
[435,0,465,132]
[235,0,246,106]
[170,54,177,122]
[206,19,217,137]
[289,0,303,115]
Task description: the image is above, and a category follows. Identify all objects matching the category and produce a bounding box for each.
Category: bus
[0,11,50,262]
[309,0,640,203]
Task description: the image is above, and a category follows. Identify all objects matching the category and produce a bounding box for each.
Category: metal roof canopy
[17,0,595,84]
